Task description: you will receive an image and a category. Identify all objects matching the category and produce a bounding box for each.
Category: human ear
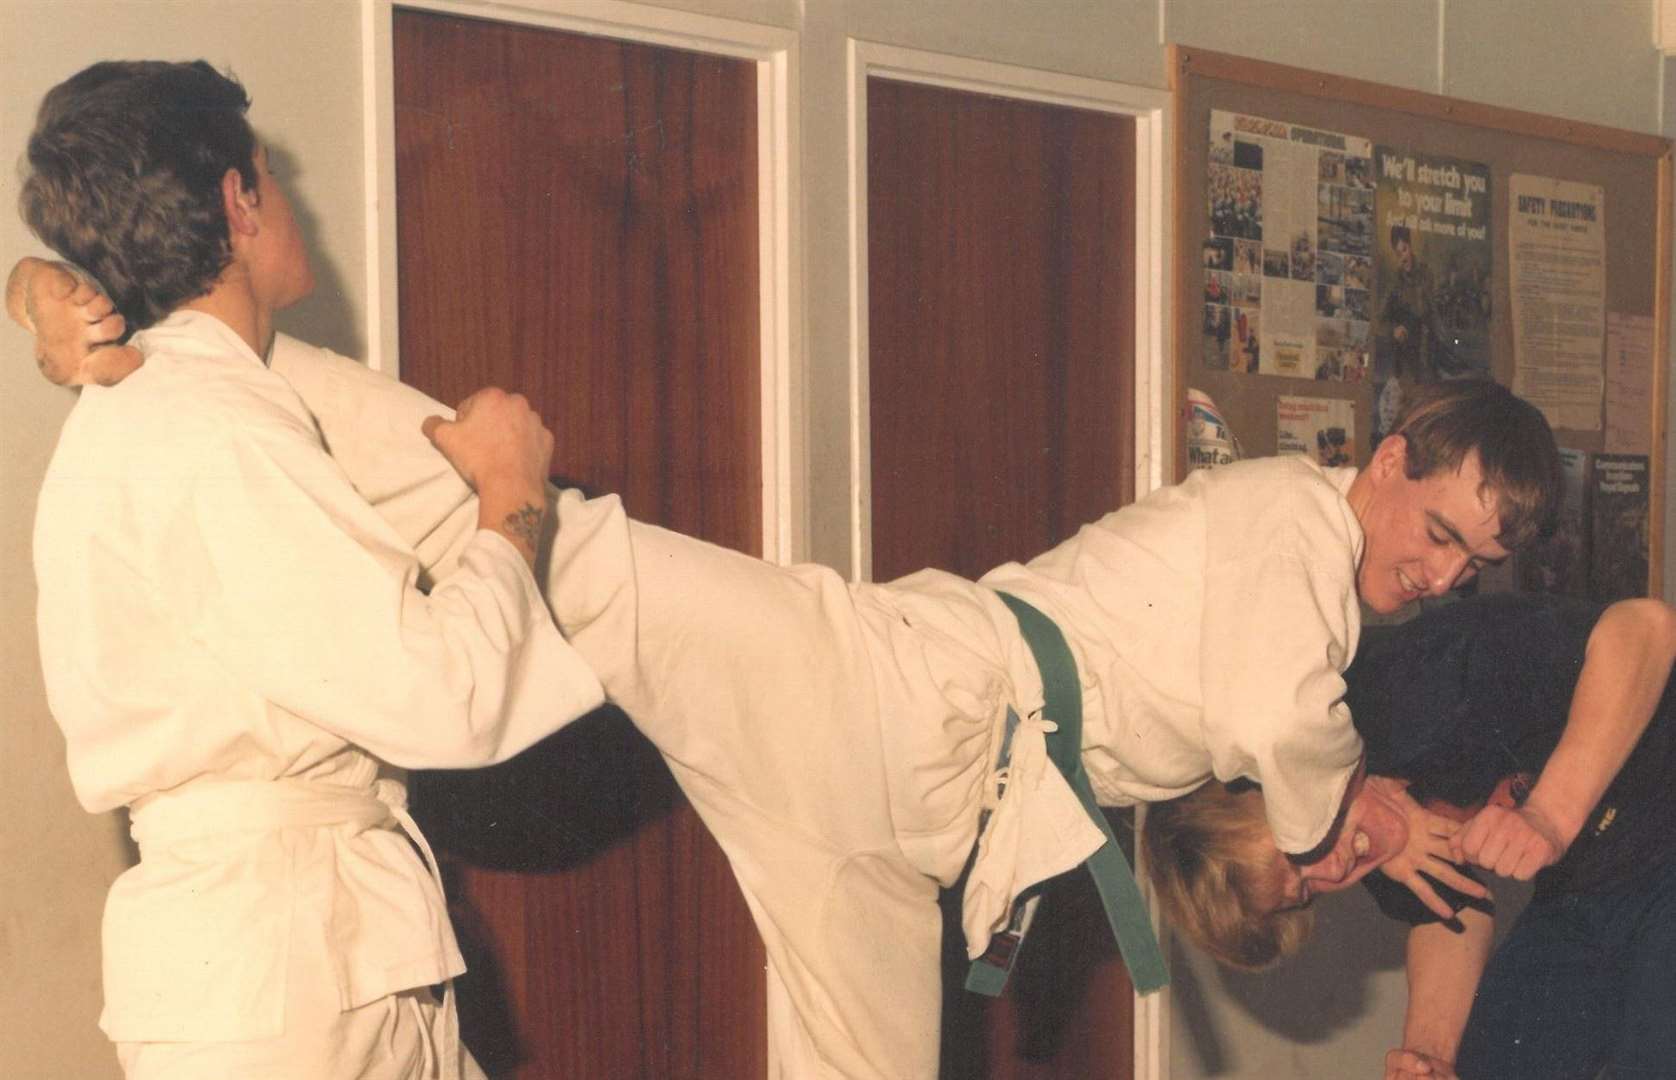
[1368,433,1407,479]
[221,167,259,238]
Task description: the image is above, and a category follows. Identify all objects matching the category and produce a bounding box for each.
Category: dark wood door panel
[394,9,764,1078]
[392,10,761,536]
[867,77,1137,585]
[866,76,1138,1080]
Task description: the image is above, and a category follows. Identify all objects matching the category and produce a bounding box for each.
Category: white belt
[129,778,464,1078]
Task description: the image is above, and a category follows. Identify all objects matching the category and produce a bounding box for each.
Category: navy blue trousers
[1456,855,1676,1080]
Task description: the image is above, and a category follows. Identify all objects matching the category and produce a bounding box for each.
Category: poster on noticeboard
[1203,110,1374,384]
[1369,146,1493,452]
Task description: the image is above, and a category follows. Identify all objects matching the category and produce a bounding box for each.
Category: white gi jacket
[985,453,1368,854]
[33,311,604,1044]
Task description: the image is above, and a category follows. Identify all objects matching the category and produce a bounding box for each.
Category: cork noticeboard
[1171,45,1672,597]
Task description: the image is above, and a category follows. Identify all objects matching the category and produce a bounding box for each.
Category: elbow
[378,708,515,770]
[361,662,519,770]
[424,711,513,768]
[421,683,523,768]
[1599,598,1676,668]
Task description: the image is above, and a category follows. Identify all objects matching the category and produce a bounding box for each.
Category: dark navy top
[1347,593,1676,922]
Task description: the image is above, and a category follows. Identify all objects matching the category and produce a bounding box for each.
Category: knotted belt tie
[965,591,1169,997]
[128,778,466,1078]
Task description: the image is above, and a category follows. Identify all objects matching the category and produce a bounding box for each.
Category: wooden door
[866,77,1138,1080]
[393,11,765,1078]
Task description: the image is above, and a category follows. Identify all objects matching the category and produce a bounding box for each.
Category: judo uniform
[34,312,605,1079]
[268,337,1370,1080]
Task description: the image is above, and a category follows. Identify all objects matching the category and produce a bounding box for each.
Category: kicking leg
[272,345,951,1078]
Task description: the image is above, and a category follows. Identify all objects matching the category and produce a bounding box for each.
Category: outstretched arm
[1454,598,1676,878]
[5,256,141,386]
[1383,905,1493,1080]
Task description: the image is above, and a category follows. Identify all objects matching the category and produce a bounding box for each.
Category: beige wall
[1,1,1667,1077]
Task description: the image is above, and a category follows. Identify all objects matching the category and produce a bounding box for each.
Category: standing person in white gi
[15,62,606,1079]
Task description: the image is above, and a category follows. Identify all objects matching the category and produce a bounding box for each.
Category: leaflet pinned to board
[1604,312,1653,454]
[1369,147,1493,449]
[1276,396,1354,468]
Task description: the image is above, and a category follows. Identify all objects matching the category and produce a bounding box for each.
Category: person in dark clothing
[1145,592,1676,1080]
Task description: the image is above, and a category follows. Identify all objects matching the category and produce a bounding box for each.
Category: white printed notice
[1276,396,1355,468]
[1509,175,1605,431]
[1604,312,1653,454]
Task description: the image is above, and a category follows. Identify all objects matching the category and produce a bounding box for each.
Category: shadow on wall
[1171,888,1407,1074]
[1173,875,1536,1075]
[266,141,363,361]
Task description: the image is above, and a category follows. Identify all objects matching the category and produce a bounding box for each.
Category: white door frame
[845,40,1175,587]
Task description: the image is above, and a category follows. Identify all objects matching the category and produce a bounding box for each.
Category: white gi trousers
[273,340,1103,1080]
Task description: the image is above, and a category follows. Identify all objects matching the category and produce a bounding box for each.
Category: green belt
[963,591,1170,998]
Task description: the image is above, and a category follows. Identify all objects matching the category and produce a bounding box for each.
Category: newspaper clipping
[1186,388,1241,471]
[1204,111,1374,381]
[1371,146,1493,449]
[1276,396,1355,468]
[1509,174,1606,432]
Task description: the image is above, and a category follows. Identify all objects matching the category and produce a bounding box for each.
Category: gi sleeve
[267,335,479,578]
[1200,521,1364,854]
[147,380,603,768]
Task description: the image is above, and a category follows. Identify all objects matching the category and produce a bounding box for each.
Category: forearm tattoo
[503,503,545,552]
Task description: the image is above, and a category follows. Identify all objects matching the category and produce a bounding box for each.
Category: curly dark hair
[19,60,257,331]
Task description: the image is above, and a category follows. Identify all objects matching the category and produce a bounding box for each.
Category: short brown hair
[1141,782,1314,971]
[19,61,256,331]
[1391,378,1559,552]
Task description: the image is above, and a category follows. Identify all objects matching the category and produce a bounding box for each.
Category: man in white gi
[13,61,606,1079]
[14,87,1561,1080]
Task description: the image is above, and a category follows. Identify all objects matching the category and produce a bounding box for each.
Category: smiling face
[1348,435,1510,614]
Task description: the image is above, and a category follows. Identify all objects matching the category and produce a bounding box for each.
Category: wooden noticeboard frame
[1170,45,1672,597]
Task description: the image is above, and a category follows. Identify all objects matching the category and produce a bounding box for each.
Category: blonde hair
[1141,782,1315,971]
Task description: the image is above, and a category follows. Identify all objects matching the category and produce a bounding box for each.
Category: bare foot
[6,257,143,386]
